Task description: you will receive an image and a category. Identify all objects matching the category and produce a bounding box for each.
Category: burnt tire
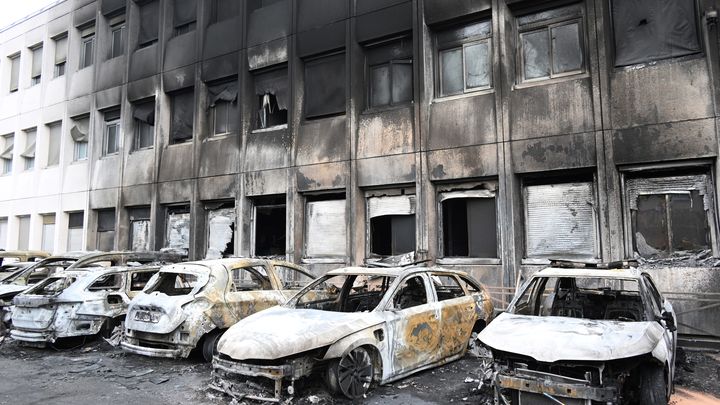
[639,367,667,405]
[201,329,223,362]
[326,347,374,400]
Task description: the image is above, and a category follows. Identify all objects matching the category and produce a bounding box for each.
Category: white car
[477,261,676,405]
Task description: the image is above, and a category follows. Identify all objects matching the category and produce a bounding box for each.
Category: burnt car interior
[231,266,272,291]
[4,260,78,285]
[514,277,647,321]
[146,273,200,296]
[297,275,397,313]
[26,276,77,295]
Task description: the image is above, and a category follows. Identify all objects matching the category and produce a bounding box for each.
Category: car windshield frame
[143,266,211,297]
[287,273,398,312]
[24,275,76,296]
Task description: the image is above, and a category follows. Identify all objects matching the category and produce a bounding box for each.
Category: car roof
[160,257,283,270]
[534,267,644,279]
[326,266,470,278]
[0,250,50,258]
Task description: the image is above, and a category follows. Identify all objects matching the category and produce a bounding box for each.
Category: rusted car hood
[479,313,665,363]
[218,307,385,361]
[125,292,195,334]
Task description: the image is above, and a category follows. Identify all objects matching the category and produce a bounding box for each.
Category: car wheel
[201,330,223,363]
[327,347,374,399]
[639,366,667,405]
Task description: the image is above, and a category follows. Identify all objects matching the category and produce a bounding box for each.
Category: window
[211,0,239,24]
[432,274,466,301]
[46,122,61,167]
[96,209,116,251]
[524,180,597,260]
[253,195,285,256]
[625,171,714,258]
[436,20,492,97]
[17,216,30,250]
[70,115,89,161]
[138,0,159,48]
[304,52,346,119]
[110,20,126,59]
[53,34,67,77]
[88,274,122,291]
[67,212,84,251]
[1,134,13,174]
[517,4,584,83]
[133,100,155,150]
[611,0,700,67]
[366,38,413,108]
[21,128,36,171]
[305,196,346,258]
[80,26,95,69]
[130,270,156,291]
[232,266,272,291]
[367,194,416,257]
[253,67,288,130]
[165,205,190,253]
[0,218,7,249]
[391,276,428,310]
[205,202,235,259]
[30,45,43,86]
[128,206,151,251]
[103,108,121,155]
[9,54,20,92]
[274,265,314,289]
[207,80,239,136]
[439,186,498,258]
[169,89,194,144]
[173,0,196,36]
[41,214,55,252]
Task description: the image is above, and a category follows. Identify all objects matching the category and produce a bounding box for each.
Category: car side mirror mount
[659,310,677,332]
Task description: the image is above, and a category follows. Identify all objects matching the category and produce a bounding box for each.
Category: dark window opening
[138,0,159,48]
[254,66,288,130]
[173,0,196,36]
[110,22,125,59]
[436,20,492,97]
[80,30,95,69]
[169,89,194,144]
[96,209,116,251]
[247,0,284,14]
[304,52,346,119]
[89,274,122,291]
[517,4,584,82]
[370,215,415,256]
[133,99,155,150]
[611,0,700,67]
[211,0,240,24]
[392,276,427,310]
[366,38,413,108]
[442,197,497,258]
[174,21,196,36]
[130,271,155,291]
[103,108,121,155]
[254,196,286,256]
[207,81,239,136]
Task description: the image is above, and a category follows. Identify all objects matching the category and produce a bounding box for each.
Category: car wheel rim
[337,347,373,399]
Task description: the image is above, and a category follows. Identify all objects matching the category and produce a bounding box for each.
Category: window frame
[80,33,95,69]
[303,194,347,263]
[53,34,67,78]
[1,134,13,175]
[8,53,20,93]
[110,21,126,59]
[103,112,121,156]
[435,20,494,98]
[365,189,417,260]
[22,128,36,171]
[367,58,413,109]
[516,7,586,85]
[30,45,43,86]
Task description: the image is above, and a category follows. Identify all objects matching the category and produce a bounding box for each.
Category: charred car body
[210,266,494,401]
[8,251,184,345]
[121,258,315,361]
[477,261,676,405]
[0,250,49,280]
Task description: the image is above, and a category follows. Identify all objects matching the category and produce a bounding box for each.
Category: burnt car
[477,261,676,405]
[0,250,49,281]
[10,263,165,346]
[0,262,35,282]
[210,266,494,401]
[121,258,315,361]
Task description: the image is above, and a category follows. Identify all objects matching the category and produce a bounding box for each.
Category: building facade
[1,0,719,339]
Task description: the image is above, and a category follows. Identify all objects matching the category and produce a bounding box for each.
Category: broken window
[46,122,61,167]
[146,272,203,296]
[109,16,126,59]
[67,212,84,251]
[103,108,121,155]
[138,0,159,48]
[517,4,584,82]
[366,38,413,108]
[304,52,346,119]
[432,274,466,301]
[274,265,315,289]
[30,44,42,86]
[169,89,194,144]
[367,194,416,257]
[88,274,122,291]
[17,215,30,250]
[211,0,239,24]
[41,214,55,252]
[53,34,67,77]
[253,195,286,256]
[440,187,498,258]
[305,196,346,258]
[165,205,190,253]
[8,53,19,92]
[437,20,492,97]
[232,266,272,291]
[0,218,7,249]
[253,66,288,130]
[173,0,196,36]
[524,181,597,260]
[207,80,239,136]
[625,172,714,258]
[392,276,428,310]
[205,202,235,259]
[611,0,700,67]
[133,99,154,150]
[70,115,89,161]
[128,206,151,251]
[21,128,35,171]
[296,274,396,312]
[79,25,95,69]
[1,134,12,174]
[96,209,116,251]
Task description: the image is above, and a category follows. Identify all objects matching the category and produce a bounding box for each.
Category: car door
[268,262,316,300]
[643,274,676,391]
[431,273,479,358]
[385,274,443,376]
[224,264,285,323]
